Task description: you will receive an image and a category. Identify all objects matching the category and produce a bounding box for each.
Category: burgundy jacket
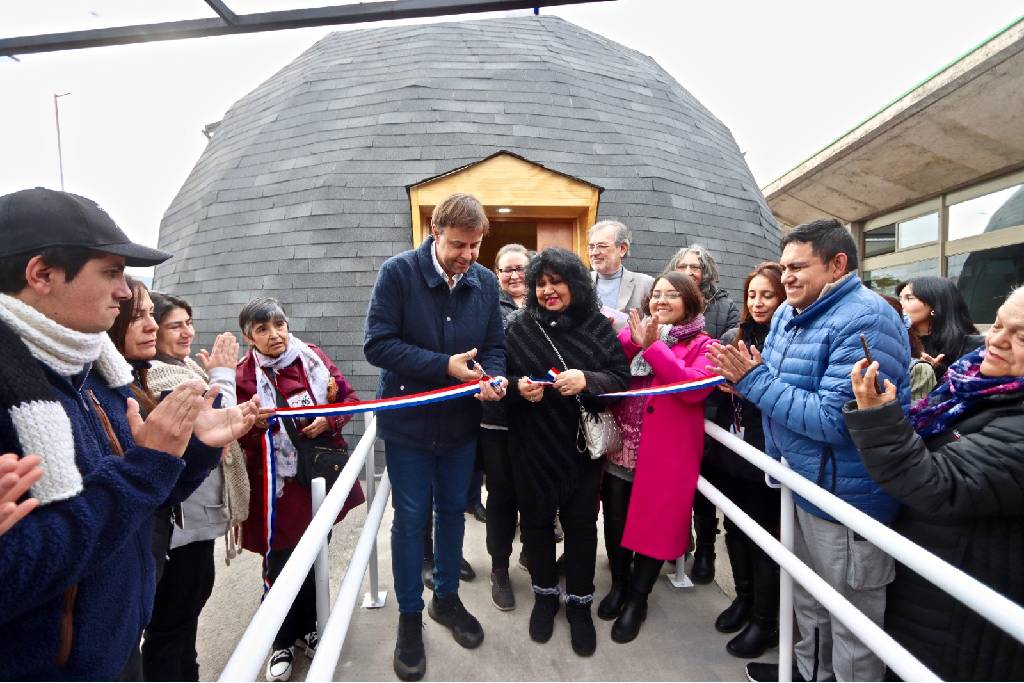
[236,344,364,553]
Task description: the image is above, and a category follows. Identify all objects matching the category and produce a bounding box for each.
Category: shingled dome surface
[156,15,779,403]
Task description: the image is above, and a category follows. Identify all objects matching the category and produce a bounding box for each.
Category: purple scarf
[909,346,1024,437]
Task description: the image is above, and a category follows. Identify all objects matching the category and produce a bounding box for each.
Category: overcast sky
[1,0,1021,270]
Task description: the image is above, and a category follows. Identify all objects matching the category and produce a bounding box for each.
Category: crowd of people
[1,185,1022,683]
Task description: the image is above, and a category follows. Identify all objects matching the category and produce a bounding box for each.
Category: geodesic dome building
[156,15,779,407]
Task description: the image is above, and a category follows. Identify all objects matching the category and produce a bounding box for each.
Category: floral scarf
[909,346,1024,437]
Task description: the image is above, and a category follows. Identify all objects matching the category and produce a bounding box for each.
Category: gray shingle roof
[155,15,779,414]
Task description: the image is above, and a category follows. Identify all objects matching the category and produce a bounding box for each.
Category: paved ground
[198,490,764,681]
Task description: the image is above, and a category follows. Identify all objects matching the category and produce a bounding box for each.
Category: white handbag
[534,319,623,459]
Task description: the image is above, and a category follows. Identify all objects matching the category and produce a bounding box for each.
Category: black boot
[715,533,753,633]
[691,513,719,584]
[597,549,631,621]
[393,612,426,681]
[565,600,597,656]
[611,555,662,643]
[727,549,779,658]
[529,592,560,643]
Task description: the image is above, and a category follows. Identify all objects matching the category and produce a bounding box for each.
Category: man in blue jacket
[364,192,506,682]
[0,188,258,680]
[710,219,910,682]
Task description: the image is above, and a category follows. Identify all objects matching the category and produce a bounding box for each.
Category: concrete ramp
[198,497,758,681]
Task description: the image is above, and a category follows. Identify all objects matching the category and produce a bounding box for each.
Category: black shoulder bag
[267,370,349,491]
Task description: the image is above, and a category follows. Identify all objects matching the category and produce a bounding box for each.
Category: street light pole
[53,91,71,191]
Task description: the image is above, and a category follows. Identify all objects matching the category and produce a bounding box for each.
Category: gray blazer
[591,266,654,328]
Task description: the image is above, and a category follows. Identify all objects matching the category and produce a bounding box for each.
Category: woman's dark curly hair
[524,247,599,321]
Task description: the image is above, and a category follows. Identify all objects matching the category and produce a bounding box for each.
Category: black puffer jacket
[703,287,740,341]
[844,398,1024,681]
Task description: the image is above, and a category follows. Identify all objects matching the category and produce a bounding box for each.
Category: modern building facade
[764,16,1024,327]
[155,15,779,406]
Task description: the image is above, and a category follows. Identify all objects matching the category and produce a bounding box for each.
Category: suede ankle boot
[529,593,560,643]
[565,601,596,656]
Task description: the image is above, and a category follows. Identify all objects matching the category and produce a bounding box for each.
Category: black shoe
[490,568,515,611]
[745,662,805,682]
[393,613,426,682]
[460,557,476,582]
[691,544,716,584]
[597,582,628,621]
[715,593,753,633]
[610,593,648,643]
[529,593,560,643]
[727,617,778,659]
[467,502,487,523]
[565,602,597,656]
[421,559,435,592]
[427,593,484,649]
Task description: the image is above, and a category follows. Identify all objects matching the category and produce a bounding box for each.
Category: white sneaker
[302,631,319,658]
[266,647,294,682]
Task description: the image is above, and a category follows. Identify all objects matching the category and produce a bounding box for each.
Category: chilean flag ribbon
[259,372,724,592]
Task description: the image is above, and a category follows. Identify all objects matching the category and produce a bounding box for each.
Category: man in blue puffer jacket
[710,219,910,682]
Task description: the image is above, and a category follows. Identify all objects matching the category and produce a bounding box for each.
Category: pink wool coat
[616,327,717,560]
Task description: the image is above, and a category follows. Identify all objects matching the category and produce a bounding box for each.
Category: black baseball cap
[0,187,172,266]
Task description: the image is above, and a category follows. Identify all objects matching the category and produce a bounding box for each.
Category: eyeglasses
[587,242,614,252]
[498,266,525,276]
[677,264,703,272]
[649,291,682,301]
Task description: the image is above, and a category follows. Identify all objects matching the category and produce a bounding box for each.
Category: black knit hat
[0,187,171,266]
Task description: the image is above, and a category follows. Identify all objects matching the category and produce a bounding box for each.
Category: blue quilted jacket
[735,274,910,523]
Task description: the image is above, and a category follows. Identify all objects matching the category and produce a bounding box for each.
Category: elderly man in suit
[587,220,654,330]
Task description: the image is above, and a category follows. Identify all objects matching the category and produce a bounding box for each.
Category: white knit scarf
[0,293,134,505]
[254,335,331,497]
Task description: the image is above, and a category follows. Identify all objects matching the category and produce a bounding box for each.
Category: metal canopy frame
[0,0,610,57]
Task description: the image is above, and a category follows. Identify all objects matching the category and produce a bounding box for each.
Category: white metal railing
[704,419,1024,682]
[219,413,387,681]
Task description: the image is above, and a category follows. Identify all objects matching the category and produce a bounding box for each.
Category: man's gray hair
[588,220,631,252]
[669,244,721,298]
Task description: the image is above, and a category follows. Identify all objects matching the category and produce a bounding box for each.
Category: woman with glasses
[600,271,717,644]
[896,276,983,379]
[478,243,531,610]
[708,262,785,658]
[667,245,739,584]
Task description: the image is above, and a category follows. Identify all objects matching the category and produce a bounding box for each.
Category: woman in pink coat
[601,270,717,644]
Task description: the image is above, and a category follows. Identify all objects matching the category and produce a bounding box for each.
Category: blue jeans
[386,440,476,613]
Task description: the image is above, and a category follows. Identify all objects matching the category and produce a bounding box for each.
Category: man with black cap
[0,188,260,680]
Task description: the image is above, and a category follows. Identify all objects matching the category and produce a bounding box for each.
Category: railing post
[778,474,795,683]
[362,412,387,609]
[311,477,331,636]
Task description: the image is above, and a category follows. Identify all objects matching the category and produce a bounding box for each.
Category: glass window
[864,224,895,257]
[897,212,938,249]
[948,184,1024,241]
[863,259,939,297]
[948,243,1024,325]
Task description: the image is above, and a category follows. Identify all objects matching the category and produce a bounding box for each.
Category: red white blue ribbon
[259,371,723,592]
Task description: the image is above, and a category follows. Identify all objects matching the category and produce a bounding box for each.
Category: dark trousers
[479,429,518,570]
[142,539,216,681]
[467,469,484,509]
[516,456,602,598]
[266,547,318,650]
[600,473,633,573]
[718,473,781,620]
